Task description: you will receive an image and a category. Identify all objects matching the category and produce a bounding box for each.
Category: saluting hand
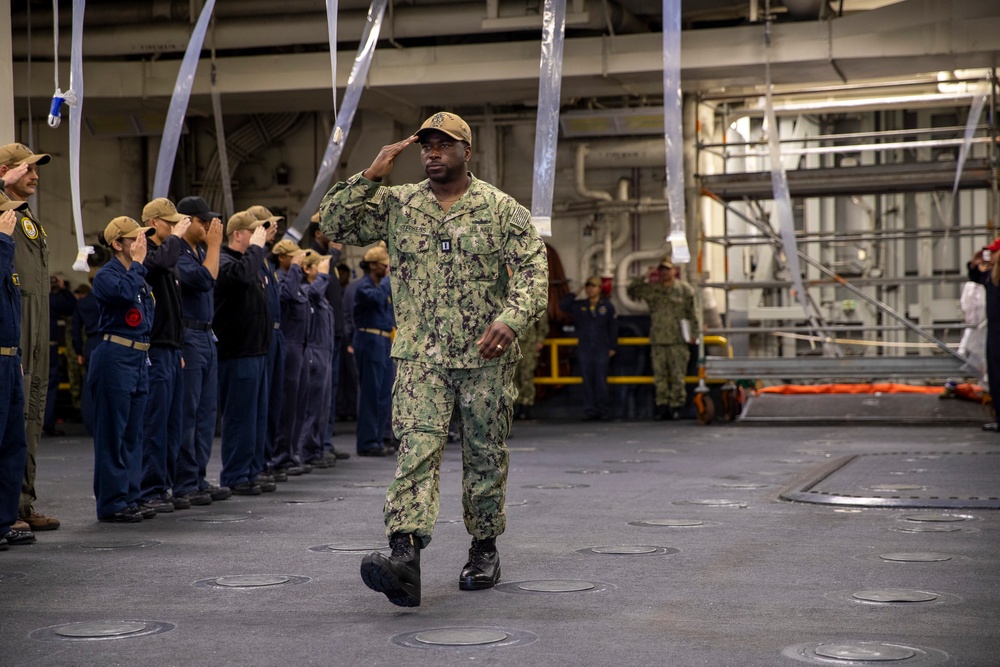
[206,218,223,247]
[319,257,331,274]
[172,216,192,238]
[131,232,148,265]
[291,251,305,267]
[249,224,267,248]
[1,163,29,189]
[0,209,16,237]
[363,135,419,182]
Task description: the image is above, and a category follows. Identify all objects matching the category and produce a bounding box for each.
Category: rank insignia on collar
[441,240,452,252]
[21,217,38,240]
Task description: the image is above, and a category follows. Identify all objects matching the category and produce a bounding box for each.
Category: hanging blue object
[47,90,68,128]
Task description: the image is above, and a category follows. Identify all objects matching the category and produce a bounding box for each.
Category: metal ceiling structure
[9,0,1000,119]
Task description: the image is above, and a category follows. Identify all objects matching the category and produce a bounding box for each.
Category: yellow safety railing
[534,335,731,386]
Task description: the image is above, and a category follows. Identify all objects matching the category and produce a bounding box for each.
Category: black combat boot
[360,533,421,607]
[459,537,500,591]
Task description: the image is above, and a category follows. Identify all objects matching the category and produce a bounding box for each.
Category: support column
[1,0,14,144]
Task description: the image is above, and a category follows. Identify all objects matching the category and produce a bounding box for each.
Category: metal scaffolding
[696,70,1000,382]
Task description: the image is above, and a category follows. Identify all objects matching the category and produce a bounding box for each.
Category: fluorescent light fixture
[735,91,980,116]
[561,107,665,138]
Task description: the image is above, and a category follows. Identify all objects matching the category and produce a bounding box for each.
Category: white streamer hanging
[529,0,566,239]
[662,0,688,263]
[153,0,217,199]
[287,0,386,242]
[948,90,989,230]
[68,0,91,273]
[326,0,339,117]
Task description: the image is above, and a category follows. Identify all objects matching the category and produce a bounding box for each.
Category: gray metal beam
[701,159,994,201]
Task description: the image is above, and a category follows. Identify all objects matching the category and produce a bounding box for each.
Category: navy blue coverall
[272,265,310,469]
[320,246,344,457]
[215,245,269,488]
[70,291,100,435]
[261,255,284,473]
[0,231,28,539]
[298,272,335,465]
[560,293,619,420]
[176,240,217,496]
[43,286,75,432]
[140,235,185,504]
[352,274,393,455]
[89,257,155,519]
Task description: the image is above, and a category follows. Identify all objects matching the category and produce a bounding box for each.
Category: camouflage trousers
[386,359,516,548]
[514,344,540,406]
[650,343,689,408]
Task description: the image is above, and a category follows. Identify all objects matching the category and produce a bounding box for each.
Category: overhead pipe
[615,249,665,313]
[14,0,644,58]
[574,144,613,203]
[576,172,652,284]
[575,143,611,284]
[606,178,633,275]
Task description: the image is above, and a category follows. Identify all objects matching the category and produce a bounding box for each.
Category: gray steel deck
[2,419,997,666]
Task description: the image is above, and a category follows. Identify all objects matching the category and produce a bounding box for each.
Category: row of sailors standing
[87,197,355,523]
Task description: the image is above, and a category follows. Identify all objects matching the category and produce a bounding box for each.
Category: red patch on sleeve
[125,308,142,327]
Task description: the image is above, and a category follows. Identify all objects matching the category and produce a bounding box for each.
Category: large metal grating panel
[780,451,1000,508]
[737,394,986,424]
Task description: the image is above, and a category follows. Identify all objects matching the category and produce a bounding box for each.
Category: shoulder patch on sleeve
[370,186,388,206]
[509,207,531,234]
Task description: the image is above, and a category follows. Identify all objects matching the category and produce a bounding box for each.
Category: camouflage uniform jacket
[627,278,696,345]
[519,313,549,349]
[320,171,548,369]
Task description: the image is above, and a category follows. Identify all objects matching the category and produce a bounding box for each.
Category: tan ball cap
[271,239,301,257]
[362,244,390,264]
[415,112,472,147]
[247,204,284,224]
[0,143,52,167]
[103,216,153,246]
[142,197,186,223]
[299,248,329,268]
[0,198,29,212]
[227,210,269,235]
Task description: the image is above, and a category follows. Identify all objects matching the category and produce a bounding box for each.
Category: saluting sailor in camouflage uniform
[0,144,60,531]
[320,112,547,607]
[627,260,696,420]
[514,312,548,420]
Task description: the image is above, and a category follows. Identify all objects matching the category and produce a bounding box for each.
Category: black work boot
[459,537,501,591]
[360,533,421,607]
